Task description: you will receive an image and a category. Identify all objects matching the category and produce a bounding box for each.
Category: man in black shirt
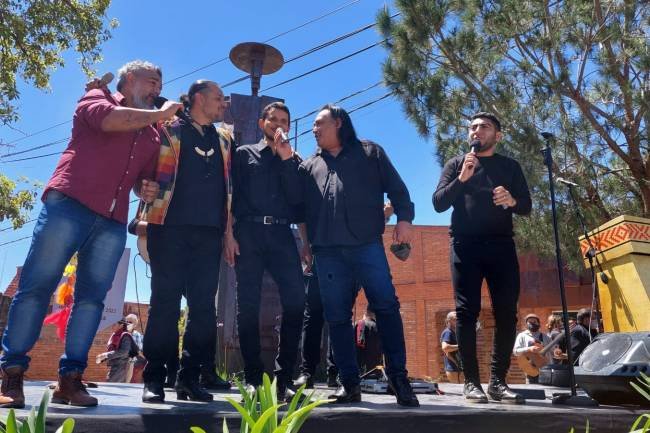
[294,104,419,407]
[433,112,532,404]
[224,102,306,401]
[141,80,231,403]
[570,308,593,362]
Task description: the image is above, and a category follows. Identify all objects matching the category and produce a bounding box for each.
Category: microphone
[98,72,114,87]
[277,128,290,143]
[541,132,555,141]
[466,139,481,170]
[557,177,579,187]
[153,96,191,124]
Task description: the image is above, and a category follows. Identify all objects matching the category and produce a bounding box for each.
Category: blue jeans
[1,190,126,375]
[314,241,408,387]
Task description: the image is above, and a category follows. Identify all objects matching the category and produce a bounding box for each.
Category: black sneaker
[487,379,525,404]
[463,381,488,403]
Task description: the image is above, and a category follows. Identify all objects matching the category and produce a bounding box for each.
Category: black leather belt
[241,216,290,225]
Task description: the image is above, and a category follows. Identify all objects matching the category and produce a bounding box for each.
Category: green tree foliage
[0,0,116,228]
[0,174,37,229]
[0,0,117,125]
[378,0,649,269]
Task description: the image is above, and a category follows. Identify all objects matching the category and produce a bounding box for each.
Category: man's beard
[133,93,154,109]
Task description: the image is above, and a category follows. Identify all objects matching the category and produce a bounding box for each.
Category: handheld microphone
[98,72,114,87]
[467,139,481,170]
[556,177,579,187]
[153,96,191,124]
[277,128,290,143]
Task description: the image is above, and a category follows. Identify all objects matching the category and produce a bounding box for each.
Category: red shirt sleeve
[76,89,117,131]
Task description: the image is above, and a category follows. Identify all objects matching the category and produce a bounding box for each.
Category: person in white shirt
[513,313,550,384]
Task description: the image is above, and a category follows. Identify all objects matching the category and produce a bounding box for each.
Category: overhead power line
[1,0,362,147]
[1,137,68,159]
[261,40,386,93]
[222,15,397,90]
[293,91,395,141]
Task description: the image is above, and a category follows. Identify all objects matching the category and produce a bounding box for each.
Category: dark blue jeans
[1,190,126,375]
[314,241,407,387]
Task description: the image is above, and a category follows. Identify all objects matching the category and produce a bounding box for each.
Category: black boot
[293,373,314,389]
[487,378,525,404]
[387,375,420,408]
[175,378,213,402]
[327,371,339,388]
[142,382,165,403]
[328,384,361,404]
[463,380,488,404]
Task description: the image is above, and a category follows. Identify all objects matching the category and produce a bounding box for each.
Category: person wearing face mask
[223,102,306,403]
[513,314,551,384]
[0,60,180,409]
[434,112,532,404]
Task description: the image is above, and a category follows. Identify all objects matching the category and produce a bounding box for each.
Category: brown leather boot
[0,366,25,408]
[52,371,98,406]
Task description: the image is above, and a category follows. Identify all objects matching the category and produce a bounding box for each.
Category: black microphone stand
[540,133,598,406]
[563,183,605,335]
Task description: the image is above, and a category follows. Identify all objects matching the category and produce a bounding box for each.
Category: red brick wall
[353,225,593,384]
[22,302,148,382]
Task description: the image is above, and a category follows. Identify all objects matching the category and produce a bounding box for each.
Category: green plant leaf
[35,390,50,433]
[221,418,229,433]
[54,418,75,433]
[189,427,207,433]
[225,397,257,427]
[22,406,36,433]
[631,382,650,402]
[631,414,650,433]
[5,409,20,433]
[280,398,333,433]
[251,405,282,433]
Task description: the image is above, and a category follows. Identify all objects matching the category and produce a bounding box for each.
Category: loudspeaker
[574,332,650,406]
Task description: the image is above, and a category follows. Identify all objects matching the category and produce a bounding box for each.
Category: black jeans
[234,222,305,385]
[143,225,222,383]
[298,271,336,377]
[450,238,520,383]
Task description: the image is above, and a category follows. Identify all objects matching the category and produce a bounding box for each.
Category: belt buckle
[263,216,273,225]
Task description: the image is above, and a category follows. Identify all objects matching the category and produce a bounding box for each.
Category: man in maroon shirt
[0,60,183,409]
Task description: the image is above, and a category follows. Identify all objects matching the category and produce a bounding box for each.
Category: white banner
[97,248,130,331]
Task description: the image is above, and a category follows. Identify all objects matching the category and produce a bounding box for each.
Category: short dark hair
[319,104,359,146]
[470,112,501,131]
[577,308,591,322]
[261,101,291,124]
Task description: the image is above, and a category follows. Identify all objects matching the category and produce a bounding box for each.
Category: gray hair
[446,311,456,325]
[116,60,162,91]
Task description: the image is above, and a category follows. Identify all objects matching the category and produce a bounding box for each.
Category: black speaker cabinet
[574,332,650,406]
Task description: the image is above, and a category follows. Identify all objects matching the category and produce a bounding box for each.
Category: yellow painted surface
[597,253,650,332]
[580,215,650,332]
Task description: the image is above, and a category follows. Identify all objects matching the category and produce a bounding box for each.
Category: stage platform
[6,381,645,433]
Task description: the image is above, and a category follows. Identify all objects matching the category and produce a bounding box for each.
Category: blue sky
[0,0,452,301]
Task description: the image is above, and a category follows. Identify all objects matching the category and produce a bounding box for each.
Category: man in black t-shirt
[433,112,532,404]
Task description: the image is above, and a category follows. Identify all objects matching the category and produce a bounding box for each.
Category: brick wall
[3,225,593,384]
[353,225,593,384]
[12,301,148,382]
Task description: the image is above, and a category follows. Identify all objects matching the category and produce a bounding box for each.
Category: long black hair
[319,104,359,146]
